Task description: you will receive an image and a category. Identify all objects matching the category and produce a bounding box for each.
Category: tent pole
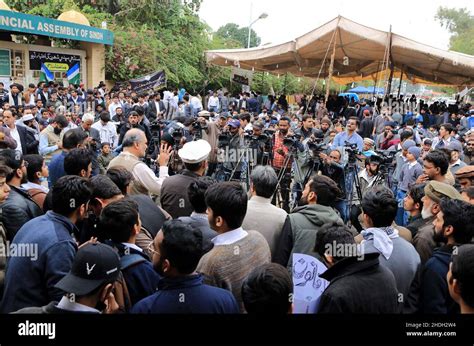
[373,61,381,100]
[397,68,404,99]
[386,25,394,97]
[325,37,336,103]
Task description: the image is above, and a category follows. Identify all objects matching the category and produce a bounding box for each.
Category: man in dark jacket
[0,149,43,241]
[178,176,217,253]
[274,175,344,269]
[420,198,474,314]
[147,93,166,121]
[118,111,146,146]
[161,140,211,219]
[99,199,160,305]
[3,110,31,155]
[131,220,239,314]
[316,223,400,313]
[0,176,92,313]
[14,243,121,314]
[357,109,374,139]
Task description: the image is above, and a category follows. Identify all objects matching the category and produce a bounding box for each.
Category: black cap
[55,243,120,296]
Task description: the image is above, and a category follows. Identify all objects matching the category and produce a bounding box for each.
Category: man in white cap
[160,139,212,219]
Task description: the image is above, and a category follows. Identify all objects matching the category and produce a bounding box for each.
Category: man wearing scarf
[358,187,420,298]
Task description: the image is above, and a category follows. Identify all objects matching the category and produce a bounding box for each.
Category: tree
[216,23,261,48]
[436,7,474,55]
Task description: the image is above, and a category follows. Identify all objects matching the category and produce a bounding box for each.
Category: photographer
[319,149,347,220]
[271,117,294,212]
[246,122,271,166]
[219,119,245,180]
[197,113,226,176]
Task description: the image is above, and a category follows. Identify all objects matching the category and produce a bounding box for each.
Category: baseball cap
[55,243,120,296]
[227,119,241,128]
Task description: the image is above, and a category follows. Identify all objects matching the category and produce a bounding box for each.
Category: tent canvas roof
[205,16,474,86]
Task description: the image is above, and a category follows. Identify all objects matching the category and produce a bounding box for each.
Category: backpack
[112,254,147,313]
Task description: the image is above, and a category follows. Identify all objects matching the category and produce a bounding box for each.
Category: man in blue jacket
[420,198,474,314]
[99,198,159,305]
[0,176,93,313]
[132,220,239,314]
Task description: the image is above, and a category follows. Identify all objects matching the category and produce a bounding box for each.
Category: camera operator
[246,121,272,166]
[220,119,245,180]
[197,113,227,176]
[319,149,347,220]
[271,116,294,212]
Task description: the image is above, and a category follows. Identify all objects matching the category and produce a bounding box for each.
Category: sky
[199,0,474,50]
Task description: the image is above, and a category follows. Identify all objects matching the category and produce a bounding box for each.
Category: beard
[298,194,309,207]
[421,206,433,220]
[433,226,448,243]
[20,173,28,184]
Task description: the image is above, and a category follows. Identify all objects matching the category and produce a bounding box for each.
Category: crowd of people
[0,79,473,314]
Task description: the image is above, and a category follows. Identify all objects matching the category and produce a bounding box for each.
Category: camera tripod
[344,158,363,228]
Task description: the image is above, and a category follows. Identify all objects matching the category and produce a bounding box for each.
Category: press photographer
[216,119,245,181]
[197,113,227,176]
[271,116,294,211]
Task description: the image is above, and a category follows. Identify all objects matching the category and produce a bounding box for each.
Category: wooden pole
[397,68,404,99]
[386,25,394,97]
[325,37,336,103]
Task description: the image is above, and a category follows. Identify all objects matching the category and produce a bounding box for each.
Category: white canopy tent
[205,16,474,87]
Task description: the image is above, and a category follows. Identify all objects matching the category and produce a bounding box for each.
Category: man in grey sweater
[197,182,271,312]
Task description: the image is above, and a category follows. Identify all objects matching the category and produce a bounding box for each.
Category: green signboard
[0,10,114,45]
[0,49,11,76]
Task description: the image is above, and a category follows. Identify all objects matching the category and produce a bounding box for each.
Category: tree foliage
[436,7,474,55]
[216,23,261,48]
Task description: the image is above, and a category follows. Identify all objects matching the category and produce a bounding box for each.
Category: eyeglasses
[147,242,160,257]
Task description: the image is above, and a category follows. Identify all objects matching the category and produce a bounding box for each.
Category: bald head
[122,129,147,158]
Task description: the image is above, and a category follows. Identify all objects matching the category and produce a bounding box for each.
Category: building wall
[80,42,105,89]
[0,40,90,87]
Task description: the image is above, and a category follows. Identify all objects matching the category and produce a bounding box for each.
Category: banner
[0,10,113,45]
[129,70,166,93]
[29,51,80,72]
[231,67,253,86]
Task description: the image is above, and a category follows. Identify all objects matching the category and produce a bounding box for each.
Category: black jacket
[147,100,166,120]
[118,123,146,146]
[0,185,43,241]
[419,245,459,314]
[129,194,168,240]
[318,253,400,313]
[160,170,200,219]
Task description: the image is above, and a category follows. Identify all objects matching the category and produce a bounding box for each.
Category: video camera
[374,150,397,168]
[344,141,362,164]
[283,133,303,151]
[218,131,231,148]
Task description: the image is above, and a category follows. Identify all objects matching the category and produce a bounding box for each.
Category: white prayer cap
[178,139,211,164]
